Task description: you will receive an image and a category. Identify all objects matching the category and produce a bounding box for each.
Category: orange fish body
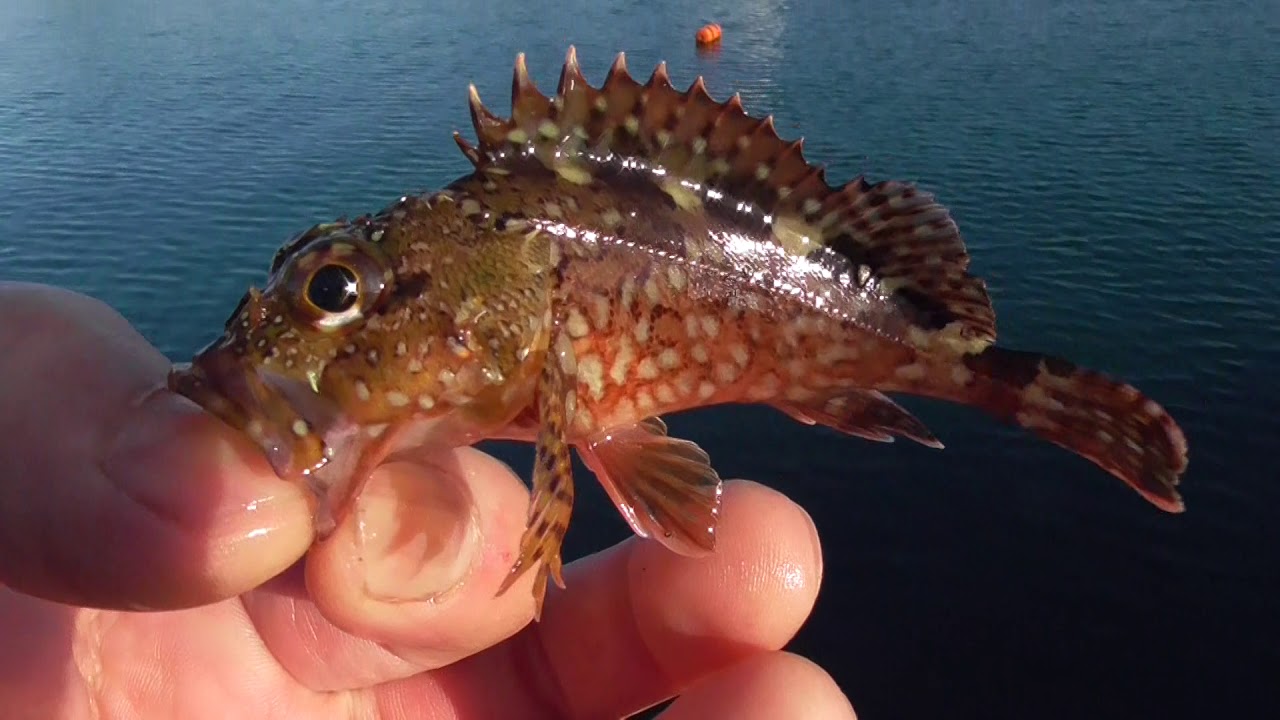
[170,48,1188,617]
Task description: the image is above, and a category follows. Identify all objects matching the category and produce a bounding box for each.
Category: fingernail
[352,459,482,603]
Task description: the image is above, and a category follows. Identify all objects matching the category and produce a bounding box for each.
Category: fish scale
[170,46,1189,617]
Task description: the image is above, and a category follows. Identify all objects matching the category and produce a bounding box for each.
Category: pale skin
[0,282,856,719]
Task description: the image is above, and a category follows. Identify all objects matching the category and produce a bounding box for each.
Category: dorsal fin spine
[454,49,999,348]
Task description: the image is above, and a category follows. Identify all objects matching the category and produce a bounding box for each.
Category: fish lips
[168,345,347,480]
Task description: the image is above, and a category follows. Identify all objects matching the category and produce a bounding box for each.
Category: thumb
[0,282,315,610]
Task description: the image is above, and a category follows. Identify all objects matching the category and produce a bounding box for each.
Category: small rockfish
[170,48,1189,616]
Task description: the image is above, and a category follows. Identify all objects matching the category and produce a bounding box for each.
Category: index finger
[0,283,315,610]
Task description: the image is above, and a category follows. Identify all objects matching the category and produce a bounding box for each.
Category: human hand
[0,282,855,719]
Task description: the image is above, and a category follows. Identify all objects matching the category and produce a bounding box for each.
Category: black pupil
[307,264,359,313]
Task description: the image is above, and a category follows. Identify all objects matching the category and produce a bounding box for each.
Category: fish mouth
[168,342,342,479]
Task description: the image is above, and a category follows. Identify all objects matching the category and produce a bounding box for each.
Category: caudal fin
[931,346,1188,511]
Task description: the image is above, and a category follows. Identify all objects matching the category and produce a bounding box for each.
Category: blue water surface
[2,0,1277,717]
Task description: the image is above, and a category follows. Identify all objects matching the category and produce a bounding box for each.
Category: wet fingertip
[625,479,824,683]
[98,386,314,607]
[302,449,538,669]
[658,653,856,720]
[347,460,484,604]
[724,478,824,583]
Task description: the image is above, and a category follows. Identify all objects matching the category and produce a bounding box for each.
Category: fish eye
[280,237,392,332]
[306,264,359,313]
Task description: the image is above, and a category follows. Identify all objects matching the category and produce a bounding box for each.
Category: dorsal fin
[455,47,998,350]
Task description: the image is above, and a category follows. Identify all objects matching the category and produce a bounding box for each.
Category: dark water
[2,0,1277,717]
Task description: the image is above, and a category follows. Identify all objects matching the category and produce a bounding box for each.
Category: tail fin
[924,346,1188,511]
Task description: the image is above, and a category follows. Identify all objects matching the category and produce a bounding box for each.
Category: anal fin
[579,417,724,557]
[774,389,943,449]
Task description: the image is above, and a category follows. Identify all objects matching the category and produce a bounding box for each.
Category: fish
[168,47,1189,617]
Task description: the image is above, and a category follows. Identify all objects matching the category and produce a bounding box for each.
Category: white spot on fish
[698,381,717,400]
[590,295,611,331]
[675,370,695,396]
[386,391,410,407]
[644,276,661,303]
[730,343,750,368]
[1015,410,1057,431]
[558,345,577,376]
[1024,384,1065,412]
[610,341,635,385]
[661,177,703,210]
[714,362,738,385]
[692,344,710,364]
[291,420,309,437]
[246,420,266,441]
[636,388,655,411]
[747,372,781,400]
[1143,399,1163,417]
[951,365,974,385]
[699,316,720,338]
[666,266,687,292]
[894,363,927,382]
[615,396,636,420]
[355,381,372,402]
[619,277,636,310]
[418,395,436,410]
[579,354,605,400]
[633,315,651,343]
[567,309,590,338]
[658,348,680,370]
[555,162,593,185]
[565,389,578,424]
[655,383,677,404]
[637,356,659,380]
[785,358,809,379]
[785,386,816,402]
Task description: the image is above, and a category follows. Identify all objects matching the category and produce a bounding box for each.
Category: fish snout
[168,340,330,479]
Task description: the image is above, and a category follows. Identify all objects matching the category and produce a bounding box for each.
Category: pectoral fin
[579,417,724,557]
[774,389,943,449]
[497,319,578,620]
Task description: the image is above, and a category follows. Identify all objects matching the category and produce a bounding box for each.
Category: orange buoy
[695,23,723,46]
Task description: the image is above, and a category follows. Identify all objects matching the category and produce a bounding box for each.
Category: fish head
[168,219,402,480]
[170,210,547,488]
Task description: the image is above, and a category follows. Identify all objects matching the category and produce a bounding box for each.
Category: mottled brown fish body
[169,47,1189,617]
